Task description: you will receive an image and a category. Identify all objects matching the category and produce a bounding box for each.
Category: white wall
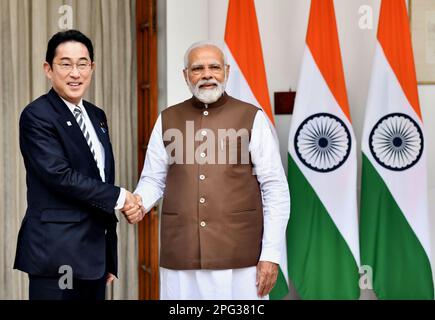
[162,0,435,295]
[166,0,209,106]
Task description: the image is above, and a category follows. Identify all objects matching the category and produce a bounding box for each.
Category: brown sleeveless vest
[160,93,264,269]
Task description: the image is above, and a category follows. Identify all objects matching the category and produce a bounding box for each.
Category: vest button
[200,152,206,158]
[200,221,206,227]
[203,111,209,116]
[201,130,207,136]
[199,197,206,204]
[199,175,205,180]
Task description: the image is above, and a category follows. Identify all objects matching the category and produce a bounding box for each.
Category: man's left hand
[256,261,278,298]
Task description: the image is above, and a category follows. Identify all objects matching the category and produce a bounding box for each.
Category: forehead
[188,46,224,65]
[54,41,90,60]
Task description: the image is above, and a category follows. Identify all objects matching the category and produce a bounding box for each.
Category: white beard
[188,77,227,104]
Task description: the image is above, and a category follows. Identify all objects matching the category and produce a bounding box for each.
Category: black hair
[45,29,94,67]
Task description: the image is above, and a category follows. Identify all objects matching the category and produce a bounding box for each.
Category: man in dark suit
[14,30,143,300]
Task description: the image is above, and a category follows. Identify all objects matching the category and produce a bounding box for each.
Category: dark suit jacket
[14,88,120,280]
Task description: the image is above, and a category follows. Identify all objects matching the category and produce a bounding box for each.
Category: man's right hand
[121,191,145,224]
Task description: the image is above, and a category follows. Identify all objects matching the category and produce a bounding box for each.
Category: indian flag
[287,0,360,299]
[224,0,289,299]
[360,0,433,299]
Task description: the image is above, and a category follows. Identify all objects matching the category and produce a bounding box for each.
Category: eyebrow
[59,57,90,61]
[190,61,222,68]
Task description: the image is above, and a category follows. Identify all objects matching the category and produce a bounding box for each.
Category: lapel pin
[100,122,107,133]
[67,121,72,126]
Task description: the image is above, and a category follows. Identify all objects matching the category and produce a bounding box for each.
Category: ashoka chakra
[294,113,352,172]
[369,113,423,171]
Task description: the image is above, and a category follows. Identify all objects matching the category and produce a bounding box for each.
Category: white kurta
[135,109,290,300]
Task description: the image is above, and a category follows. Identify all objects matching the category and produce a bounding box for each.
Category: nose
[69,65,81,78]
[202,67,213,79]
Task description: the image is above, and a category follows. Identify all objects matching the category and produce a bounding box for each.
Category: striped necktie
[73,106,98,165]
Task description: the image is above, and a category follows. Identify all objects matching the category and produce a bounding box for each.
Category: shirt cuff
[259,248,281,265]
[114,187,127,210]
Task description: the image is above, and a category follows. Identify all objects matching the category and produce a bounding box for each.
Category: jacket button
[203,111,209,116]
[200,152,206,158]
[199,197,206,204]
[200,221,206,227]
[201,130,207,136]
[199,175,205,180]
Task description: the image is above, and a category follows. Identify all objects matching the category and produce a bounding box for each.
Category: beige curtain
[0,0,138,299]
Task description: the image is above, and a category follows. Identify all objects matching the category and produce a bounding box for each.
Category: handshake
[120,191,145,224]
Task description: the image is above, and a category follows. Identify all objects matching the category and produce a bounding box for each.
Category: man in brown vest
[124,41,290,299]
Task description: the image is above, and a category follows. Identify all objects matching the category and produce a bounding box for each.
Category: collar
[191,92,229,109]
[60,97,85,115]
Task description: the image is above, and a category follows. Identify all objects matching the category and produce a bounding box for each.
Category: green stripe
[360,154,434,299]
[269,267,289,299]
[287,154,359,299]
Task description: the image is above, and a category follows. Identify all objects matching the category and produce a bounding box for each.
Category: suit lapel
[47,89,101,179]
[83,101,112,181]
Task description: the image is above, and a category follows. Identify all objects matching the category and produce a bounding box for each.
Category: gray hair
[184,40,228,68]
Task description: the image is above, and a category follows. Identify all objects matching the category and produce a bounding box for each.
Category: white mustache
[196,79,219,89]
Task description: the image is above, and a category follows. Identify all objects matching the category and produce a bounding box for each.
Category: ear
[225,64,230,78]
[91,61,96,72]
[43,62,52,80]
[183,68,188,83]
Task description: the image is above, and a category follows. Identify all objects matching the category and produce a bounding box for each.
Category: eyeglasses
[187,64,226,76]
[54,61,92,72]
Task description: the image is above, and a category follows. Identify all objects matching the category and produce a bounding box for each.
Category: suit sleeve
[20,107,120,213]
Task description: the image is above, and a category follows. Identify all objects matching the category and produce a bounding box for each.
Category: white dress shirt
[135,109,290,299]
[62,98,126,209]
